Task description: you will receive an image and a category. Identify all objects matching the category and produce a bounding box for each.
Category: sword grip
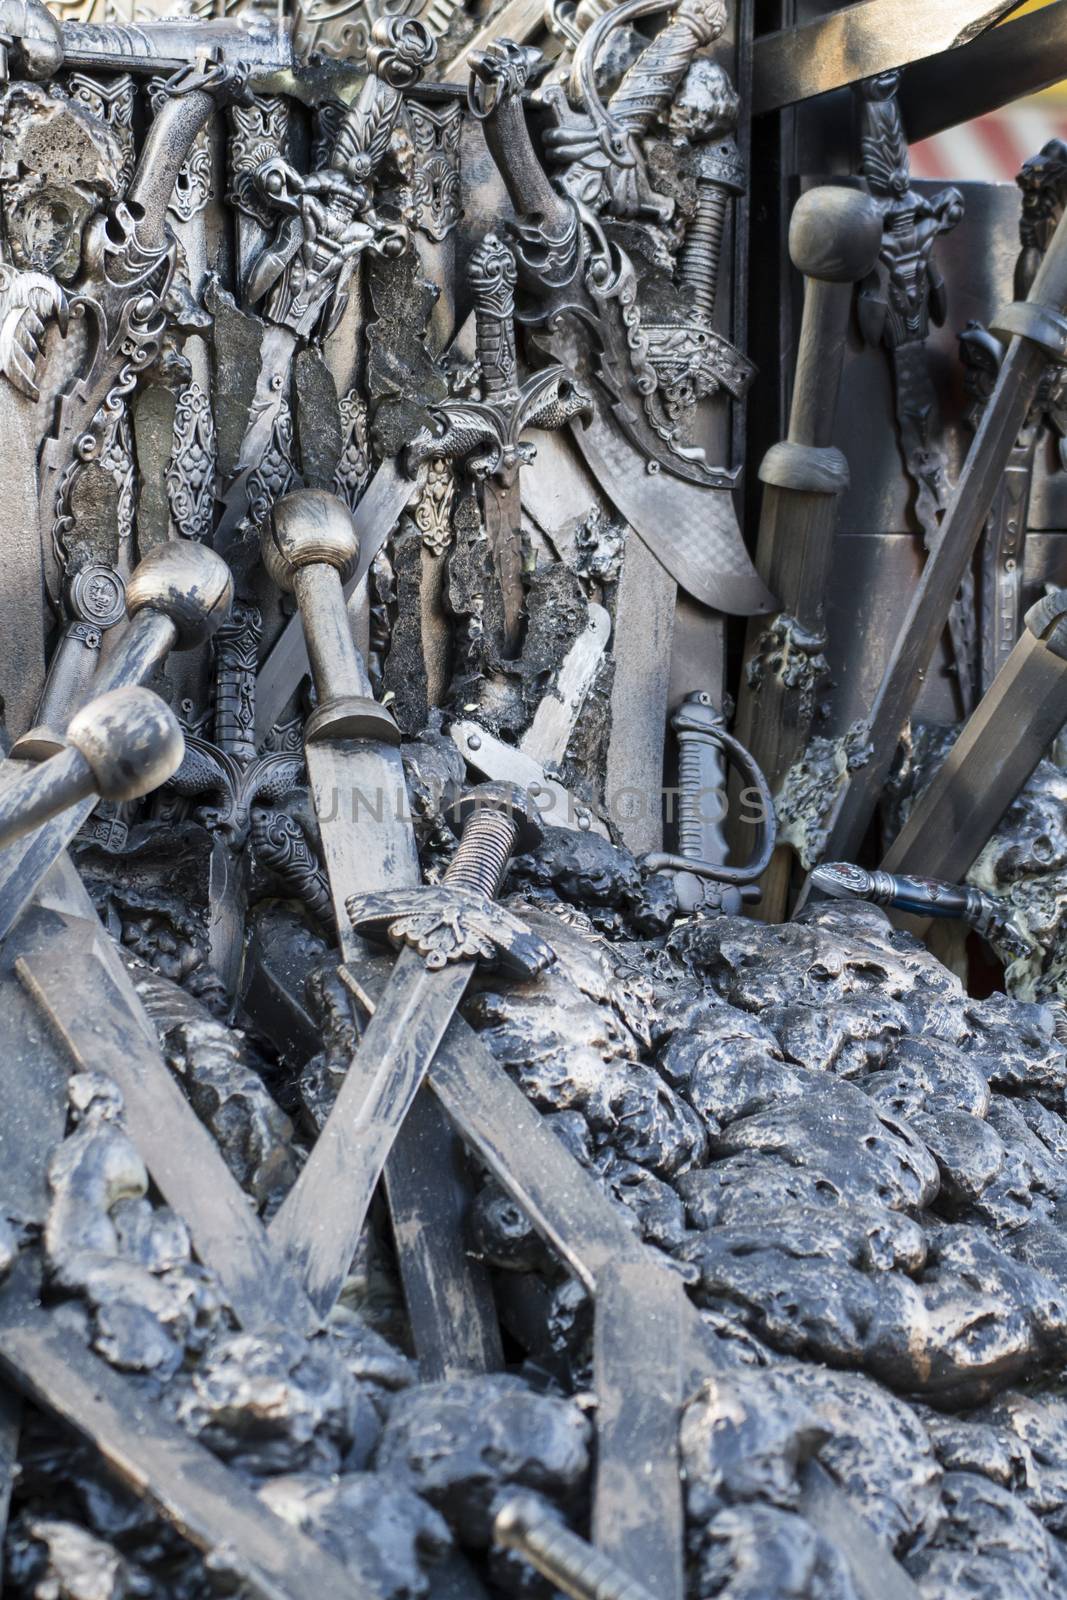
[445,806,520,897]
[445,782,543,898]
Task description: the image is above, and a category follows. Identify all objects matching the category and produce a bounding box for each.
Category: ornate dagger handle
[33,564,127,746]
[263,489,400,748]
[13,543,232,761]
[811,863,1031,963]
[470,234,520,407]
[0,688,183,853]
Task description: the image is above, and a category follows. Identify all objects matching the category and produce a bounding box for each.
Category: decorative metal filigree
[405,99,462,242]
[333,389,371,512]
[166,381,217,542]
[346,884,556,974]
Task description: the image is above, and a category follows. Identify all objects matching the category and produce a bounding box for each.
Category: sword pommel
[788,186,884,285]
[263,490,360,592]
[0,686,183,853]
[125,542,235,652]
[65,686,185,804]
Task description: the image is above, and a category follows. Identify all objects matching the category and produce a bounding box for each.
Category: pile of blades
[3,1,1067,1598]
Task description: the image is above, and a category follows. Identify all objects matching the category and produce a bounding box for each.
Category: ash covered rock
[123,956,298,1211]
[5,1518,140,1600]
[175,1328,381,1476]
[375,1375,591,1546]
[43,1073,225,1380]
[259,1472,453,1596]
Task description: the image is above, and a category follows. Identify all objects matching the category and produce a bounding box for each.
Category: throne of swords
[2,3,1067,1599]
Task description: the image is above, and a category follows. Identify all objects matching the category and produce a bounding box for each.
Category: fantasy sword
[270,780,552,1317]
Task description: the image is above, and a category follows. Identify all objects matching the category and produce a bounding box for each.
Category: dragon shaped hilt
[404,231,592,484]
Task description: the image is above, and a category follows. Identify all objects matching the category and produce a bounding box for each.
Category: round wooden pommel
[263,490,360,593]
[125,543,234,650]
[66,686,185,803]
[789,186,884,285]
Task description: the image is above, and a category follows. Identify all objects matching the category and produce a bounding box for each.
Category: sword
[449,601,612,836]
[260,491,502,1371]
[732,186,883,919]
[750,0,1026,115]
[643,692,775,915]
[797,201,1067,896]
[270,781,552,1317]
[882,591,1067,884]
[260,489,419,946]
[0,688,182,853]
[0,542,233,942]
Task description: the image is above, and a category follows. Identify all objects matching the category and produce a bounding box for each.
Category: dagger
[270,780,552,1317]
[260,488,419,947]
[732,185,883,919]
[0,542,233,943]
[798,201,1067,897]
[0,688,182,853]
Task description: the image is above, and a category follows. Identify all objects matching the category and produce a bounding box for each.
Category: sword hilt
[643,692,776,899]
[446,782,542,899]
[263,489,400,747]
[12,543,232,762]
[470,233,520,407]
[786,186,884,450]
[493,1493,657,1600]
[0,687,183,852]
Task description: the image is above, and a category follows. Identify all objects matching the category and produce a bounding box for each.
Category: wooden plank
[593,1261,685,1600]
[17,913,318,1338]
[0,1263,377,1600]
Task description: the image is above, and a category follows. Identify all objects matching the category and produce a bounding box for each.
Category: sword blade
[0,1262,363,1600]
[17,912,317,1338]
[752,0,1026,114]
[304,738,420,963]
[802,326,1050,884]
[0,780,99,944]
[268,947,472,1317]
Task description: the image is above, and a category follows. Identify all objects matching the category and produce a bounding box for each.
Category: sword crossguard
[346,885,555,976]
[0,686,183,853]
